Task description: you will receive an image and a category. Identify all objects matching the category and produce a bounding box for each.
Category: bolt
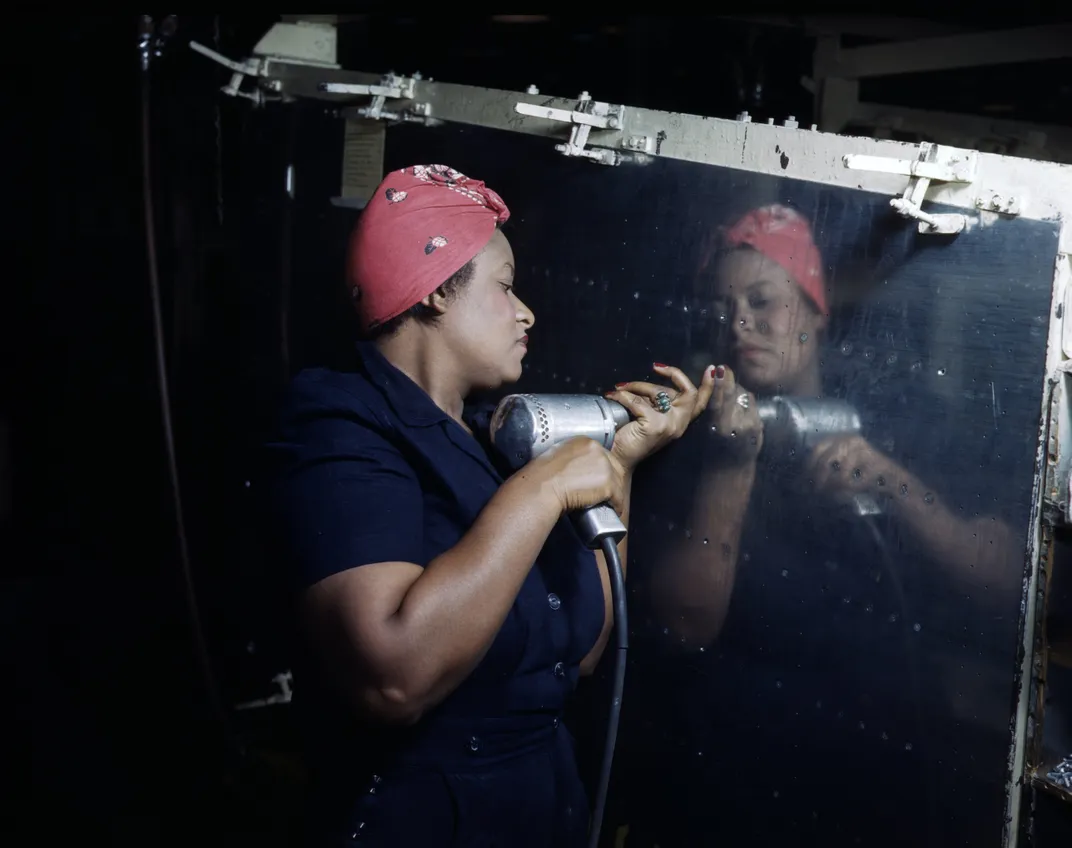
[527,84,539,95]
[607,116,620,129]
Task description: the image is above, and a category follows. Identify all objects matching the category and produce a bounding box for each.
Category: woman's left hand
[805,435,904,499]
[604,363,716,471]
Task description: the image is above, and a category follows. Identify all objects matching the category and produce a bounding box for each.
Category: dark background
[11,13,1072,846]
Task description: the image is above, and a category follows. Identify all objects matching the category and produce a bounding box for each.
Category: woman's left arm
[806,435,1021,593]
[578,363,714,674]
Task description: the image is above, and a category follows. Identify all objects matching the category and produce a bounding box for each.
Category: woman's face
[441,229,535,390]
[710,248,826,395]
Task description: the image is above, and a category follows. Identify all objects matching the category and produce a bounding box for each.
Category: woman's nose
[516,296,535,329]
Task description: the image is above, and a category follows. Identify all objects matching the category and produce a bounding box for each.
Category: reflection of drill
[756,396,883,516]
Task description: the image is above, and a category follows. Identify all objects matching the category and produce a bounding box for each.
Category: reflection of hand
[805,435,902,499]
[604,363,715,471]
[706,365,764,465]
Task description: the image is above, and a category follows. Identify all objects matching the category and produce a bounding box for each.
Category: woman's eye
[749,296,768,309]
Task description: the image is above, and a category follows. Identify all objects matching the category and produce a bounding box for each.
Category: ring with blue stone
[654,391,672,413]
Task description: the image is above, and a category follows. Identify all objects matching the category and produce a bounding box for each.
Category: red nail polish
[615,382,627,388]
[653,362,668,368]
[715,365,726,379]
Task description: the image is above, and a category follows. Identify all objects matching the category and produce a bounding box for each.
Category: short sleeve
[263,409,424,589]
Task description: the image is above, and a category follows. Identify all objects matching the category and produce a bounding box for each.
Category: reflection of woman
[262,164,712,847]
[620,205,1022,846]
[653,204,1018,646]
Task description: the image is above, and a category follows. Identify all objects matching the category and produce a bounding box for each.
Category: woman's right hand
[708,365,764,463]
[531,436,628,515]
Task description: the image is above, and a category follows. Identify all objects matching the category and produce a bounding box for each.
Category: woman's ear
[420,286,451,315]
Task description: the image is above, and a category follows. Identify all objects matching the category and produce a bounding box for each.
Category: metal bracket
[319,73,431,123]
[843,142,978,234]
[515,91,624,165]
[189,41,287,105]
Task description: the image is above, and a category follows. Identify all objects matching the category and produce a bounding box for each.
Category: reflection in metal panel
[368,123,1059,846]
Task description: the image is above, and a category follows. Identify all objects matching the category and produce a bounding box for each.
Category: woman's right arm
[278,427,625,726]
[648,366,762,647]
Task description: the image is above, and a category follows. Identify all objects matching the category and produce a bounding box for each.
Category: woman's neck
[375,330,469,423]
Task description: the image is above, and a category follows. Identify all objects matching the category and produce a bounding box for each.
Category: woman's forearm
[887,472,1021,591]
[390,467,565,713]
[650,462,756,646]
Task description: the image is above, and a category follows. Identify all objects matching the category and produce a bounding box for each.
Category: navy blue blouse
[262,342,606,777]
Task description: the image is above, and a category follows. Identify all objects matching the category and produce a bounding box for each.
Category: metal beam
[716,15,968,41]
[850,101,1072,164]
[816,24,1072,78]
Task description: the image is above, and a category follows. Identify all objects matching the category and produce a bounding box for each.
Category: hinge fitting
[843,143,979,235]
[319,73,431,122]
[515,91,624,166]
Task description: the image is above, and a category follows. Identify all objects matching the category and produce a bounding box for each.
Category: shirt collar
[356,341,451,428]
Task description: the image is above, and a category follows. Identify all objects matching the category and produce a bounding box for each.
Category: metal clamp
[189,41,285,105]
[843,142,978,234]
[515,91,624,165]
[319,73,431,122]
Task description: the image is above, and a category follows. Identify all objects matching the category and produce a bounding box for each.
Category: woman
[262,164,714,847]
[653,203,1019,645]
[620,204,1022,846]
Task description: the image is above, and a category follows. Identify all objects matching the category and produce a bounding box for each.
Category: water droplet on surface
[937,367,947,376]
[831,460,841,471]
[685,529,692,539]
[799,332,808,343]
[877,476,886,487]
[886,353,898,366]
[913,622,922,632]
[888,613,899,623]
[852,468,862,479]
[859,721,866,730]
[924,492,935,504]
[702,538,709,545]
[730,429,738,438]
[632,291,640,299]
[905,742,913,751]
[881,731,889,740]
[781,569,789,578]
[775,680,782,689]
[840,342,853,356]
[865,603,874,613]
[863,348,874,361]
[911,360,923,372]
[900,483,909,496]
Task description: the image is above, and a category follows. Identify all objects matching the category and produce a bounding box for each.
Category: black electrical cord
[140,61,231,743]
[588,535,628,848]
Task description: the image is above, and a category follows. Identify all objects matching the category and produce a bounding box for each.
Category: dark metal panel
[374,123,1057,846]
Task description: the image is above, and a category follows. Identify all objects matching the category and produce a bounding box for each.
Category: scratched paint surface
[284,121,1060,847]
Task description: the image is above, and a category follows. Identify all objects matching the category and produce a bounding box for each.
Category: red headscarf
[347,164,511,332]
[719,204,827,315]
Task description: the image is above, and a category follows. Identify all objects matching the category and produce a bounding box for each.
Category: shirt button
[547,592,562,610]
[553,662,565,678]
[468,735,481,752]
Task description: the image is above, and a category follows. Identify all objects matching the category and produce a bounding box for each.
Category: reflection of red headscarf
[347,164,511,331]
[720,204,827,314]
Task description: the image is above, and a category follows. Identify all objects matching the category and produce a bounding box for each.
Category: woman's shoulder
[277,366,394,432]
